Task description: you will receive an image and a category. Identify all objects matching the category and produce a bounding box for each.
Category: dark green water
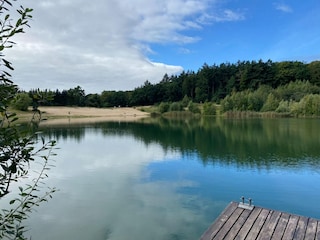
[26,117,320,240]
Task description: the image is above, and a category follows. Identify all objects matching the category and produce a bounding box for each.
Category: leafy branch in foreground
[0,139,57,239]
[1,0,57,239]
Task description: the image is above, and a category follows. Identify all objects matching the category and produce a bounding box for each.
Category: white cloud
[199,9,245,23]
[17,133,212,240]
[274,3,293,13]
[6,0,244,93]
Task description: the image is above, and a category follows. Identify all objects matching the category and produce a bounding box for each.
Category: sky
[5,0,320,93]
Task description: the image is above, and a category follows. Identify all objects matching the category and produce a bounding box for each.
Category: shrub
[158,102,170,113]
[11,92,32,111]
[170,102,183,111]
[181,95,190,108]
[187,101,201,114]
[202,102,216,115]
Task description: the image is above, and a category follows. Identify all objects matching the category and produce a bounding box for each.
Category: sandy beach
[24,106,150,125]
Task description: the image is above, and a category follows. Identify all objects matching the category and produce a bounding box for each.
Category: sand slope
[34,106,150,125]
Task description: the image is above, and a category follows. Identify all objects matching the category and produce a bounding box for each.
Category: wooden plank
[271,213,290,240]
[282,214,299,239]
[256,210,282,240]
[212,207,244,239]
[245,208,271,239]
[305,218,317,240]
[223,208,252,239]
[293,216,308,240]
[200,202,238,240]
[316,221,320,240]
[234,207,262,240]
[200,202,320,240]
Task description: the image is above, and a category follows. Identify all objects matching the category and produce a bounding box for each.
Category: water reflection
[27,133,221,240]
[40,117,320,170]
[24,117,320,240]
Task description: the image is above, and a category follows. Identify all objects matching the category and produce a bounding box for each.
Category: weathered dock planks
[200,201,320,240]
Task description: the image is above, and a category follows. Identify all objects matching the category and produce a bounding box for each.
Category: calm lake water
[25,117,320,240]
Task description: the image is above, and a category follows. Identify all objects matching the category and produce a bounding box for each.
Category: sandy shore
[24,106,150,125]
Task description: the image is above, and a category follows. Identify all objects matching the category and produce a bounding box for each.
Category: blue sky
[150,0,320,70]
[7,0,320,93]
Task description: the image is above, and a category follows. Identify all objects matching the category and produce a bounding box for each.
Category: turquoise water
[24,118,320,239]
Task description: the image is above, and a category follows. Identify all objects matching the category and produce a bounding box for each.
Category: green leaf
[16,18,22,27]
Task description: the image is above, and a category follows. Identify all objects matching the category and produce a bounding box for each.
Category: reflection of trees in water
[39,118,320,169]
[39,125,87,142]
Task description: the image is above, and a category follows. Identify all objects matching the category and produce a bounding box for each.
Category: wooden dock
[200,201,320,240]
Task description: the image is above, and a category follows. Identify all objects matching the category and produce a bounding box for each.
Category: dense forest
[12,60,320,116]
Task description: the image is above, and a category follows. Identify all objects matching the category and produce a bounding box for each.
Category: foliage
[169,102,183,112]
[85,93,101,108]
[181,95,190,108]
[100,90,129,107]
[307,61,320,86]
[261,93,279,112]
[220,90,250,112]
[187,101,201,114]
[23,60,320,114]
[221,80,320,116]
[10,93,32,111]
[29,89,54,110]
[0,137,57,239]
[273,80,320,102]
[290,94,320,116]
[202,102,216,115]
[158,102,170,113]
[30,67,316,116]
[0,1,56,239]
[274,61,310,86]
[275,100,290,113]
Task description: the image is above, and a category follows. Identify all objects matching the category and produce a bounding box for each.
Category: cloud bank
[7,0,244,93]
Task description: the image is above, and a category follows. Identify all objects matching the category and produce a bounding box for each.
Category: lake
[25,117,320,240]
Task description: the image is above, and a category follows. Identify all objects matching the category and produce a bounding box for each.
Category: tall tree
[308,61,320,86]
[67,85,86,106]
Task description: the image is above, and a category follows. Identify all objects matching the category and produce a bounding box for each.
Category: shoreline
[18,106,150,125]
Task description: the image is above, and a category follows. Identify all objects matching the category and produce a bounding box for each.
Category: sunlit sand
[25,106,149,125]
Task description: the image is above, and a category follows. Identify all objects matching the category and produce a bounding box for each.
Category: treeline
[221,80,320,116]
[12,60,320,113]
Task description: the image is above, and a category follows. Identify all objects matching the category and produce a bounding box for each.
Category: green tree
[307,61,320,86]
[261,93,279,112]
[194,73,209,103]
[274,61,310,86]
[181,95,190,108]
[11,92,32,111]
[300,94,320,115]
[182,71,196,99]
[29,88,54,110]
[0,1,56,239]
[67,86,86,106]
[85,93,101,107]
[275,100,290,113]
